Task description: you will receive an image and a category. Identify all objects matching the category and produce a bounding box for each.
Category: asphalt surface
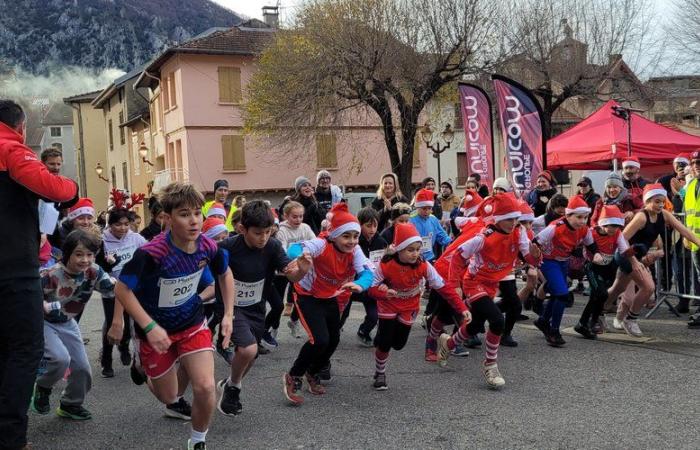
[27,293,700,450]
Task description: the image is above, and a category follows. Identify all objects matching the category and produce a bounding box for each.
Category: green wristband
[143,321,157,334]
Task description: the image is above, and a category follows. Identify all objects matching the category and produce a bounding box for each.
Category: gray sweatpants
[37,320,92,406]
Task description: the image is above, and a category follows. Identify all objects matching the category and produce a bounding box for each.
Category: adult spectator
[526,170,557,216]
[371,172,409,231]
[591,172,641,225]
[577,176,601,216]
[683,151,700,323]
[314,169,343,214]
[0,99,78,449]
[280,176,324,235]
[467,173,489,198]
[202,179,236,230]
[140,197,165,241]
[621,155,649,203]
[40,147,63,175]
[658,153,689,206]
[439,181,461,222]
[415,177,442,220]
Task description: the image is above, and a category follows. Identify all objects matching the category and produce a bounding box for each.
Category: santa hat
[459,190,483,217]
[674,153,690,165]
[482,192,521,223]
[598,205,625,227]
[622,155,641,169]
[207,202,226,218]
[68,198,95,221]
[643,183,667,203]
[271,208,279,225]
[414,188,435,208]
[565,195,591,215]
[393,222,423,252]
[327,203,360,239]
[517,201,535,222]
[202,217,228,239]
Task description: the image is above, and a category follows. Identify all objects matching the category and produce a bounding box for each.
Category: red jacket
[0,122,78,279]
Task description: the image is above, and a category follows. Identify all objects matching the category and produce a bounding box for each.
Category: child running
[283,203,374,406]
[369,223,468,390]
[115,182,235,450]
[216,201,310,416]
[31,230,115,420]
[436,194,540,388]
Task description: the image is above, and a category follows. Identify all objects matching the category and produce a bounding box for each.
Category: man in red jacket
[0,100,78,450]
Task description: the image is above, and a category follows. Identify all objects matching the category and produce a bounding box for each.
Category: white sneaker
[612,317,624,330]
[436,333,451,368]
[482,362,505,389]
[622,318,643,337]
[287,320,301,338]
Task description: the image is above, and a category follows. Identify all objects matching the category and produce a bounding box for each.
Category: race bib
[158,269,203,308]
[421,234,433,252]
[235,278,265,307]
[369,250,384,265]
[112,245,137,273]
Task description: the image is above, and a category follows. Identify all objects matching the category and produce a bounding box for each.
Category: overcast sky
[211,0,301,24]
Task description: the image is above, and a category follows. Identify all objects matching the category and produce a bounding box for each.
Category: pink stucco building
[135,20,427,196]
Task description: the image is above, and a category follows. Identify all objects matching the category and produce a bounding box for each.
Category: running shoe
[533,318,550,337]
[101,365,114,378]
[450,343,470,356]
[56,404,92,420]
[257,345,270,355]
[283,373,304,406]
[130,356,147,386]
[622,318,643,337]
[436,333,451,367]
[612,317,624,330]
[318,362,332,383]
[216,379,243,416]
[287,319,301,338]
[304,373,326,395]
[261,331,278,350]
[165,397,192,420]
[118,344,132,366]
[356,331,373,348]
[425,338,438,362]
[574,322,596,340]
[592,316,606,334]
[546,331,566,347]
[373,372,388,391]
[465,335,482,348]
[500,334,518,347]
[187,439,206,450]
[30,384,51,415]
[482,362,505,389]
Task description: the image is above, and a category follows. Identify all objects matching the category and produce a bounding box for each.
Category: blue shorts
[540,259,569,297]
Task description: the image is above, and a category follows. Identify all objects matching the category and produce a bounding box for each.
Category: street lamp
[138,141,154,166]
[421,123,454,185]
[95,163,109,182]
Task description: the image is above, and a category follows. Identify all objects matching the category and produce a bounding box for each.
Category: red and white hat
[393,222,423,252]
[622,155,641,169]
[643,183,667,203]
[207,202,226,218]
[68,198,95,221]
[691,150,700,162]
[674,153,690,165]
[327,203,360,239]
[517,201,535,222]
[482,192,521,223]
[459,190,483,217]
[271,208,279,225]
[598,205,625,227]
[565,195,591,215]
[414,188,435,208]
[202,217,228,239]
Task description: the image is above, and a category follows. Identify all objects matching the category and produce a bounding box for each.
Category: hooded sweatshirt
[101,229,147,278]
[275,221,316,250]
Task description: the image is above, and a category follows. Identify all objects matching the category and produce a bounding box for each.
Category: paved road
[28,295,700,449]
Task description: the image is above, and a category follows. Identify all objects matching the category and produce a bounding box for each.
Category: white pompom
[484,204,493,214]
[326,212,334,221]
[465,195,473,202]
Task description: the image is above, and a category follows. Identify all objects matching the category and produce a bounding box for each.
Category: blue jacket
[410,214,451,261]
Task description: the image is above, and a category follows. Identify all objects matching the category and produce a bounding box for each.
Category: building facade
[40,103,77,180]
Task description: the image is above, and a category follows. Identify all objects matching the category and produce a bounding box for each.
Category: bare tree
[665,0,700,71]
[244,0,500,195]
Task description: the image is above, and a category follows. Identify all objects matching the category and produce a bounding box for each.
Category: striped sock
[625,311,640,321]
[484,330,501,365]
[429,318,444,340]
[375,349,389,374]
[448,323,469,350]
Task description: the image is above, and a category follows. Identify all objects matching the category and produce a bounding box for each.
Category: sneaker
[165,397,192,420]
[282,373,304,406]
[130,357,147,386]
[591,316,606,334]
[118,345,131,366]
[56,404,92,420]
[282,303,294,317]
[187,439,206,450]
[30,384,51,415]
[261,330,278,350]
[257,345,270,355]
[101,365,114,378]
[500,334,518,347]
[482,362,505,389]
[356,331,373,347]
[373,372,388,391]
[287,320,301,338]
[216,379,243,416]
[419,314,428,330]
[424,348,438,362]
[465,335,482,348]
[304,373,326,395]
[318,362,332,384]
[546,331,566,347]
[612,317,624,330]
[533,318,550,337]
[688,313,700,328]
[622,318,643,337]
[436,333,451,367]
[216,343,235,364]
[450,343,470,356]
[574,322,596,340]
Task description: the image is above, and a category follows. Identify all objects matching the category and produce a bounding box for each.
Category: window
[169,73,177,108]
[51,143,63,151]
[456,152,469,186]
[162,77,170,110]
[453,103,463,129]
[108,119,114,150]
[122,162,129,192]
[50,126,62,137]
[111,166,117,188]
[221,135,246,171]
[118,87,123,104]
[218,67,242,103]
[315,134,337,169]
[119,111,125,145]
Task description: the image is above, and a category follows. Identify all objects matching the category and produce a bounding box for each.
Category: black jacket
[371,194,410,231]
[140,220,162,242]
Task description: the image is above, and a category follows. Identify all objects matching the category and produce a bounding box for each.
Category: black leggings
[467,297,505,337]
[580,263,616,326]
[374,318,411,352]
[338,292,378,336]
[264,281,284,331]
[101,297,131,361]
[271,276,298,325]
[289,295,341,377]
[497,279,521,336]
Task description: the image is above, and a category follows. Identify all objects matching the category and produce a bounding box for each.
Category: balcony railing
[153,168,189,192]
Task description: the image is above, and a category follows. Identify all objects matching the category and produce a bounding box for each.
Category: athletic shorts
[232,308,265,348]
[462,279,498,304]
[139,321,213,379]
[377,309,419,326]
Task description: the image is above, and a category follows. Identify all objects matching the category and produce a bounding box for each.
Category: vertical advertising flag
[492,75,545,194]
[458,83,494,186]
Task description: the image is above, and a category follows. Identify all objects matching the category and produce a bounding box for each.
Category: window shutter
[316,134,337,168]
[221,135,246,171]
[218,67,242,103]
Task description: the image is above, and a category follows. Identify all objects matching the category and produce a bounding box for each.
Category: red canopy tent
[547,100,700,171]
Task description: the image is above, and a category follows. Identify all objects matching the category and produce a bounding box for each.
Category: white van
[343,191,377,215]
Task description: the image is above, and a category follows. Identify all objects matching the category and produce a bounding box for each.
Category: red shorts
[138,321,213,379]
[377,308,419,325]
[461,280,498,304]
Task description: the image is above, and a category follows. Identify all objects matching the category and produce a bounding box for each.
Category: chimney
[262,6,279,28]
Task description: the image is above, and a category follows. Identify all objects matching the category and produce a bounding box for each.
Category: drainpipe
[68,102,88,196]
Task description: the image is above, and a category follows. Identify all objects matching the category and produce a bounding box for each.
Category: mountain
[0,0,244,74]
